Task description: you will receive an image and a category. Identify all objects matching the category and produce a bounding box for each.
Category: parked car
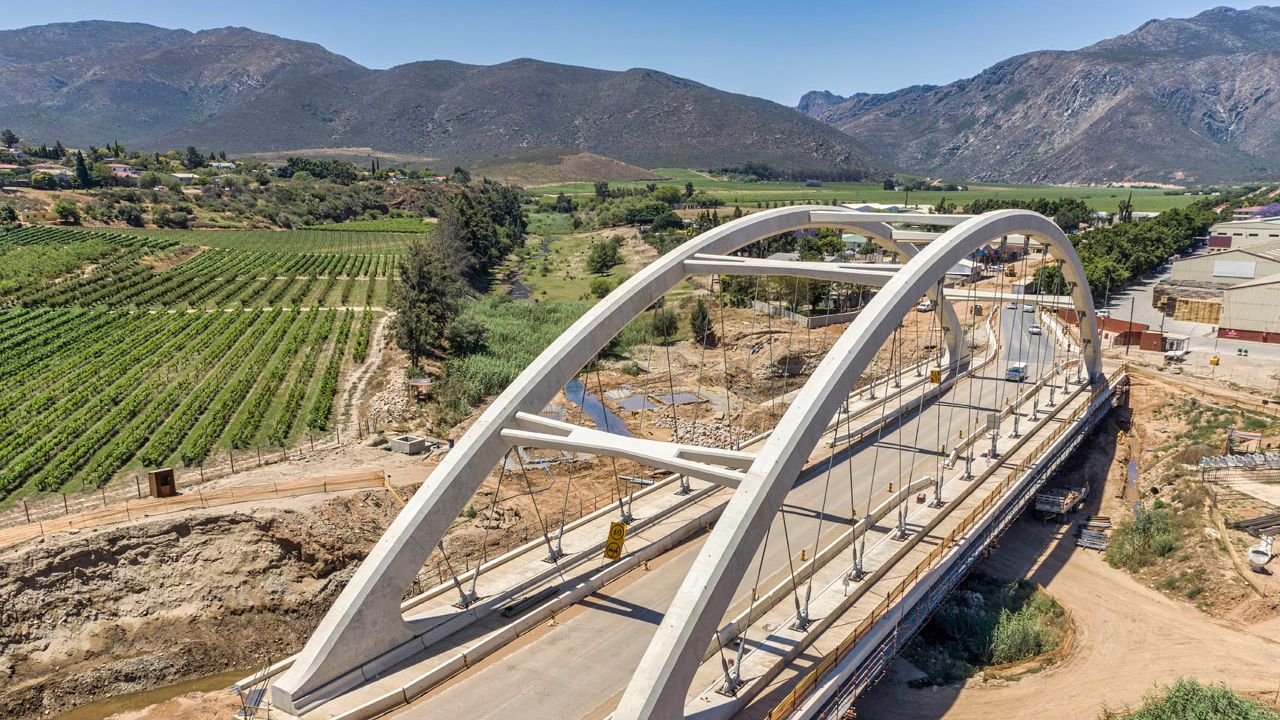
[1096,309,1111,319]
[916,299,934,312]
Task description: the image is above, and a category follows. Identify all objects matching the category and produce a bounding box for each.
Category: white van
[1005,362,1029,382]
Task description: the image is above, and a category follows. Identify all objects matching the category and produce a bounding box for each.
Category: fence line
[0,429,348,531]
[0,468,387,550]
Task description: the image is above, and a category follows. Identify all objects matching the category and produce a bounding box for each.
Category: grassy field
[301,217,438,233]
[112,227,421,254]
[517,232,634,302]
[532,168,1197,213]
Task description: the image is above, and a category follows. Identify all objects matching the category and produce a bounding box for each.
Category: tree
[585,237,621,274]
[392,237,464,368]
[651,308,679,342]
[882,177,896,191]
[452,165,471,184]
[553,191,575,213]
[589,276,615,299]
[116,203,145,227]
[445,314,489,354]
[651,185,682,205]
[684,181,695,198]
[73,151,92,188]
[1117,192,1134,224]
[650,211,684,232]
[184,145,206,170]
[0,204,17,225]
[51,198,80,224]
[593,180,610,199]
[689,298,715,346]
[0,129,17,147]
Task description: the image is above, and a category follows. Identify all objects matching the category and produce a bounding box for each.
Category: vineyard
[0,225,404,506]
[111,226,422,253]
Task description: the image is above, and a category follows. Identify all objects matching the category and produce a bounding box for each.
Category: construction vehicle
[1034,486,1087,518]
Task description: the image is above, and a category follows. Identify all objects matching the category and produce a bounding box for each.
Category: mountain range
[798,5,1280,184]
[0,21,879,177]
[3,8,1280,184]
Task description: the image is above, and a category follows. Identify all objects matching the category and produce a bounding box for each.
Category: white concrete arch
[271,207,1099,714]
[611,209,1099,719]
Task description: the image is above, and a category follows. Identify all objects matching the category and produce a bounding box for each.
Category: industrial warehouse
[1156,217,1280,342]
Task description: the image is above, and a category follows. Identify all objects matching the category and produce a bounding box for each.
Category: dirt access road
[857,515,1280,719]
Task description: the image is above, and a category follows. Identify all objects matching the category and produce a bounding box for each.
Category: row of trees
[1035,203,1220,300]
[963,197,1094,233]
[391,181,528,367]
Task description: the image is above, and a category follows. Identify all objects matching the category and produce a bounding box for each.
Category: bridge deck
[727,378,1101,719]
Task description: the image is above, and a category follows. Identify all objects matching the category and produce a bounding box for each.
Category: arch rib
[611,209,1099,719]
[271,206,966,712]
[270,207,1099,715]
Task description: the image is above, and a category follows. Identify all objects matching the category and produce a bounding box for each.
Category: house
[0,164,23,172]
[210,162,236,171]
[169,172,199,184]
[766,252,800,262]
[1232,205,1280,221]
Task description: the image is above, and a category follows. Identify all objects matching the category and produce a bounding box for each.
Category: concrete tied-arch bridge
[252,206,1122,720]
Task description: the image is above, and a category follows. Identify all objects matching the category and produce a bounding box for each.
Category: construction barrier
[0,469,387,550]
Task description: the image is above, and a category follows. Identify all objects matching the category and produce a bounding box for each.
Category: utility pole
[1126,296,1136,356]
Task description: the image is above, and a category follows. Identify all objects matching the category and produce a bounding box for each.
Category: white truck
[1034,486,1087,518]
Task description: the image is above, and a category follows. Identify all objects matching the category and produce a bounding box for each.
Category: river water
[564,378,631,437]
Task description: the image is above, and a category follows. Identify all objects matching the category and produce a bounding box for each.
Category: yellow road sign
[603,521,628,560]
[929,369,941,384]
[1209,355,1220,366]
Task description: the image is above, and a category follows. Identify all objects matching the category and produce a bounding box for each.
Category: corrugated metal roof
[1224,271,1280,290]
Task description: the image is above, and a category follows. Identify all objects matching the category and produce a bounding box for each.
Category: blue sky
[0,1,1258,104]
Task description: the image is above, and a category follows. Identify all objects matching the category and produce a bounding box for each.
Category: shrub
[1106,678,1280,719]
[651,308,679,341]
[51,198,80,224]
[1106,508,1180,572]
[446,314,489,354]
[589,276,616,299]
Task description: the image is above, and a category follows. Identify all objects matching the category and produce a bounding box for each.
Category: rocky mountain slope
[799,6,1280,184]
[0,21,882,176]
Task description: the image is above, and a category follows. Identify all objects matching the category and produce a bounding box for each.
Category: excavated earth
[0,491,406,719]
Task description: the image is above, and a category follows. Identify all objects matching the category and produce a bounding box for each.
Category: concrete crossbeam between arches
[684,254,898,286]
[501,413,753,489]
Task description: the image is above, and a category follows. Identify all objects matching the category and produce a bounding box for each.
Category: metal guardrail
[763,372,1125,720]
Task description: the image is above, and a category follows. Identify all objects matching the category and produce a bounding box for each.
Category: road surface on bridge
[395,309,1060,720]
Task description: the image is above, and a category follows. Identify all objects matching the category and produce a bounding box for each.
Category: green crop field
[532,168,1198,213]
[301,217,439,233]
[0,226,395,505]
[112,227,423,253]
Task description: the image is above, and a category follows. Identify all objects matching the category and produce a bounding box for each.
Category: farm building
[1205,217,1280,252]
[1219,273,1280,343]
[1170,241,1280,285]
